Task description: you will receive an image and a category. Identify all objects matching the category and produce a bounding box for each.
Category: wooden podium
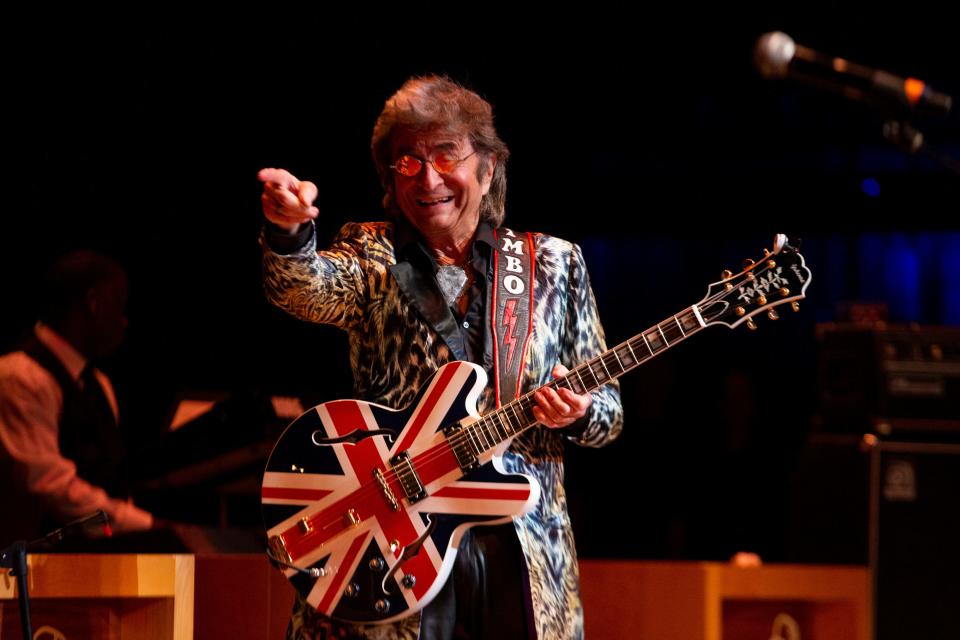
[580,560,871,640]
[0,554,194,640]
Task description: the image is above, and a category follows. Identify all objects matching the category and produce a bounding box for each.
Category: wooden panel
[0,554,194,640]
[580,560,713,640]
[194,554,296,640]
[2,600,120,640]
[580,560,871,640]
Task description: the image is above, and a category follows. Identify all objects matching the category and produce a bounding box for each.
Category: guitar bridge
[373,467,400,511]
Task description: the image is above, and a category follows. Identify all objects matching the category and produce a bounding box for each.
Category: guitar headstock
[696,234,812,329]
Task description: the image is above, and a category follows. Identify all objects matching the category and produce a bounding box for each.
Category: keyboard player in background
[0,250,154,545]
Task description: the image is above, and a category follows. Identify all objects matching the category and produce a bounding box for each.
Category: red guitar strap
[490,228,536,408]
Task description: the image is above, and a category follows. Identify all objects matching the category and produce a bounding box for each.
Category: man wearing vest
[259,75,623,640]
[0,250,153,545]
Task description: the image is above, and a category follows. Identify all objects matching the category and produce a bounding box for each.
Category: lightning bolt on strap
[491,228,535,407]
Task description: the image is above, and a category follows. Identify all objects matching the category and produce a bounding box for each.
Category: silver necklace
[437,264,469,307]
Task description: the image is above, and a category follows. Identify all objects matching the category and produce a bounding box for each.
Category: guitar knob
[746,319,758,331]
[345,582,360,597]
[768,309,779,320]
[369,557,386,571]
[756,295,767,306]
[375,599,391,614]
[791,302,800,312]
[401,574,417,589]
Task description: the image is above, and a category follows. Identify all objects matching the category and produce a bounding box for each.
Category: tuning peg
[756,295,767,306]
[791,302,800,313]
[721,269,733,279]
[735,306,746,317]
[768,309,779,320]
[779,287,790,296]
[766,259,777,269]
[746,319,758,331]
[742,258,755,268]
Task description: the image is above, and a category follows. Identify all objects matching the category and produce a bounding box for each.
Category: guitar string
[271,259,790,549]
[270,259,786,547]
[369,255,786,486]
[271,259,784,549]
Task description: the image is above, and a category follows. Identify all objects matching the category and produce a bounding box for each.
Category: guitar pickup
[443,423,480,472]
[390,451,427,504]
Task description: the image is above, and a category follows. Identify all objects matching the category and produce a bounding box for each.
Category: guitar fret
[499,413,512,439]
[573,367,587,394]
[488,415,504,441]
[585,362,601,388]
[503,409,517,436]
[507,402,523,430]
[617,343,636,369]
[674,315,686,337]
[483,416,496,442]
[657,323,669,345]
[596,356,612,379]
[472,422,485,450]
[493,411,510,438]
[641,333,654,355]
[467,424,483,454]
[609,349,625,373]
[520,399,535,426]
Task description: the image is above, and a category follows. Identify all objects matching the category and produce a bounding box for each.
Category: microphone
[754,31,953,117]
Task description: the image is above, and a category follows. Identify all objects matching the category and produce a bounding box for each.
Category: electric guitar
[261,234,812,623]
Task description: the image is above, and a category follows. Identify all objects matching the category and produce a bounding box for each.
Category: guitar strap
[490,227,536,407]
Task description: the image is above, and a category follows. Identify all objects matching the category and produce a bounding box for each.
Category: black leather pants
[418,522,532,640]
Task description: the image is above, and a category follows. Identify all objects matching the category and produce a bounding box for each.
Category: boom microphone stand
[0,510,112,640]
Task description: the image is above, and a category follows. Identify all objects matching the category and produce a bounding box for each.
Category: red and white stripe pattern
[262,361,539,622]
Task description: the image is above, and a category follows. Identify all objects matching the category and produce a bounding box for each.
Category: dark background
[3,10,958,563]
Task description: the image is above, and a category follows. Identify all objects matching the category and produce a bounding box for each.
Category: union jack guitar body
[262,234,812,624]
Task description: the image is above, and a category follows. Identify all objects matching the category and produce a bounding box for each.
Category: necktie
[79,364,116,426]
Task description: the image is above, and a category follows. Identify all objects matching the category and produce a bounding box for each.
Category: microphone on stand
[753,31,953,117]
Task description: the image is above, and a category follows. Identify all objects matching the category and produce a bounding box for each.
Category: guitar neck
[463,305,706,455]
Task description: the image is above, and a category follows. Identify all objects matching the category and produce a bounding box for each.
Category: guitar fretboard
[456,306,705,457]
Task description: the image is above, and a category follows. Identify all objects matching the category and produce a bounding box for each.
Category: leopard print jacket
[263,221,623,640]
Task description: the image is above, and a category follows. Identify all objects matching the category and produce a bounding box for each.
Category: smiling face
[390,131,495,247]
